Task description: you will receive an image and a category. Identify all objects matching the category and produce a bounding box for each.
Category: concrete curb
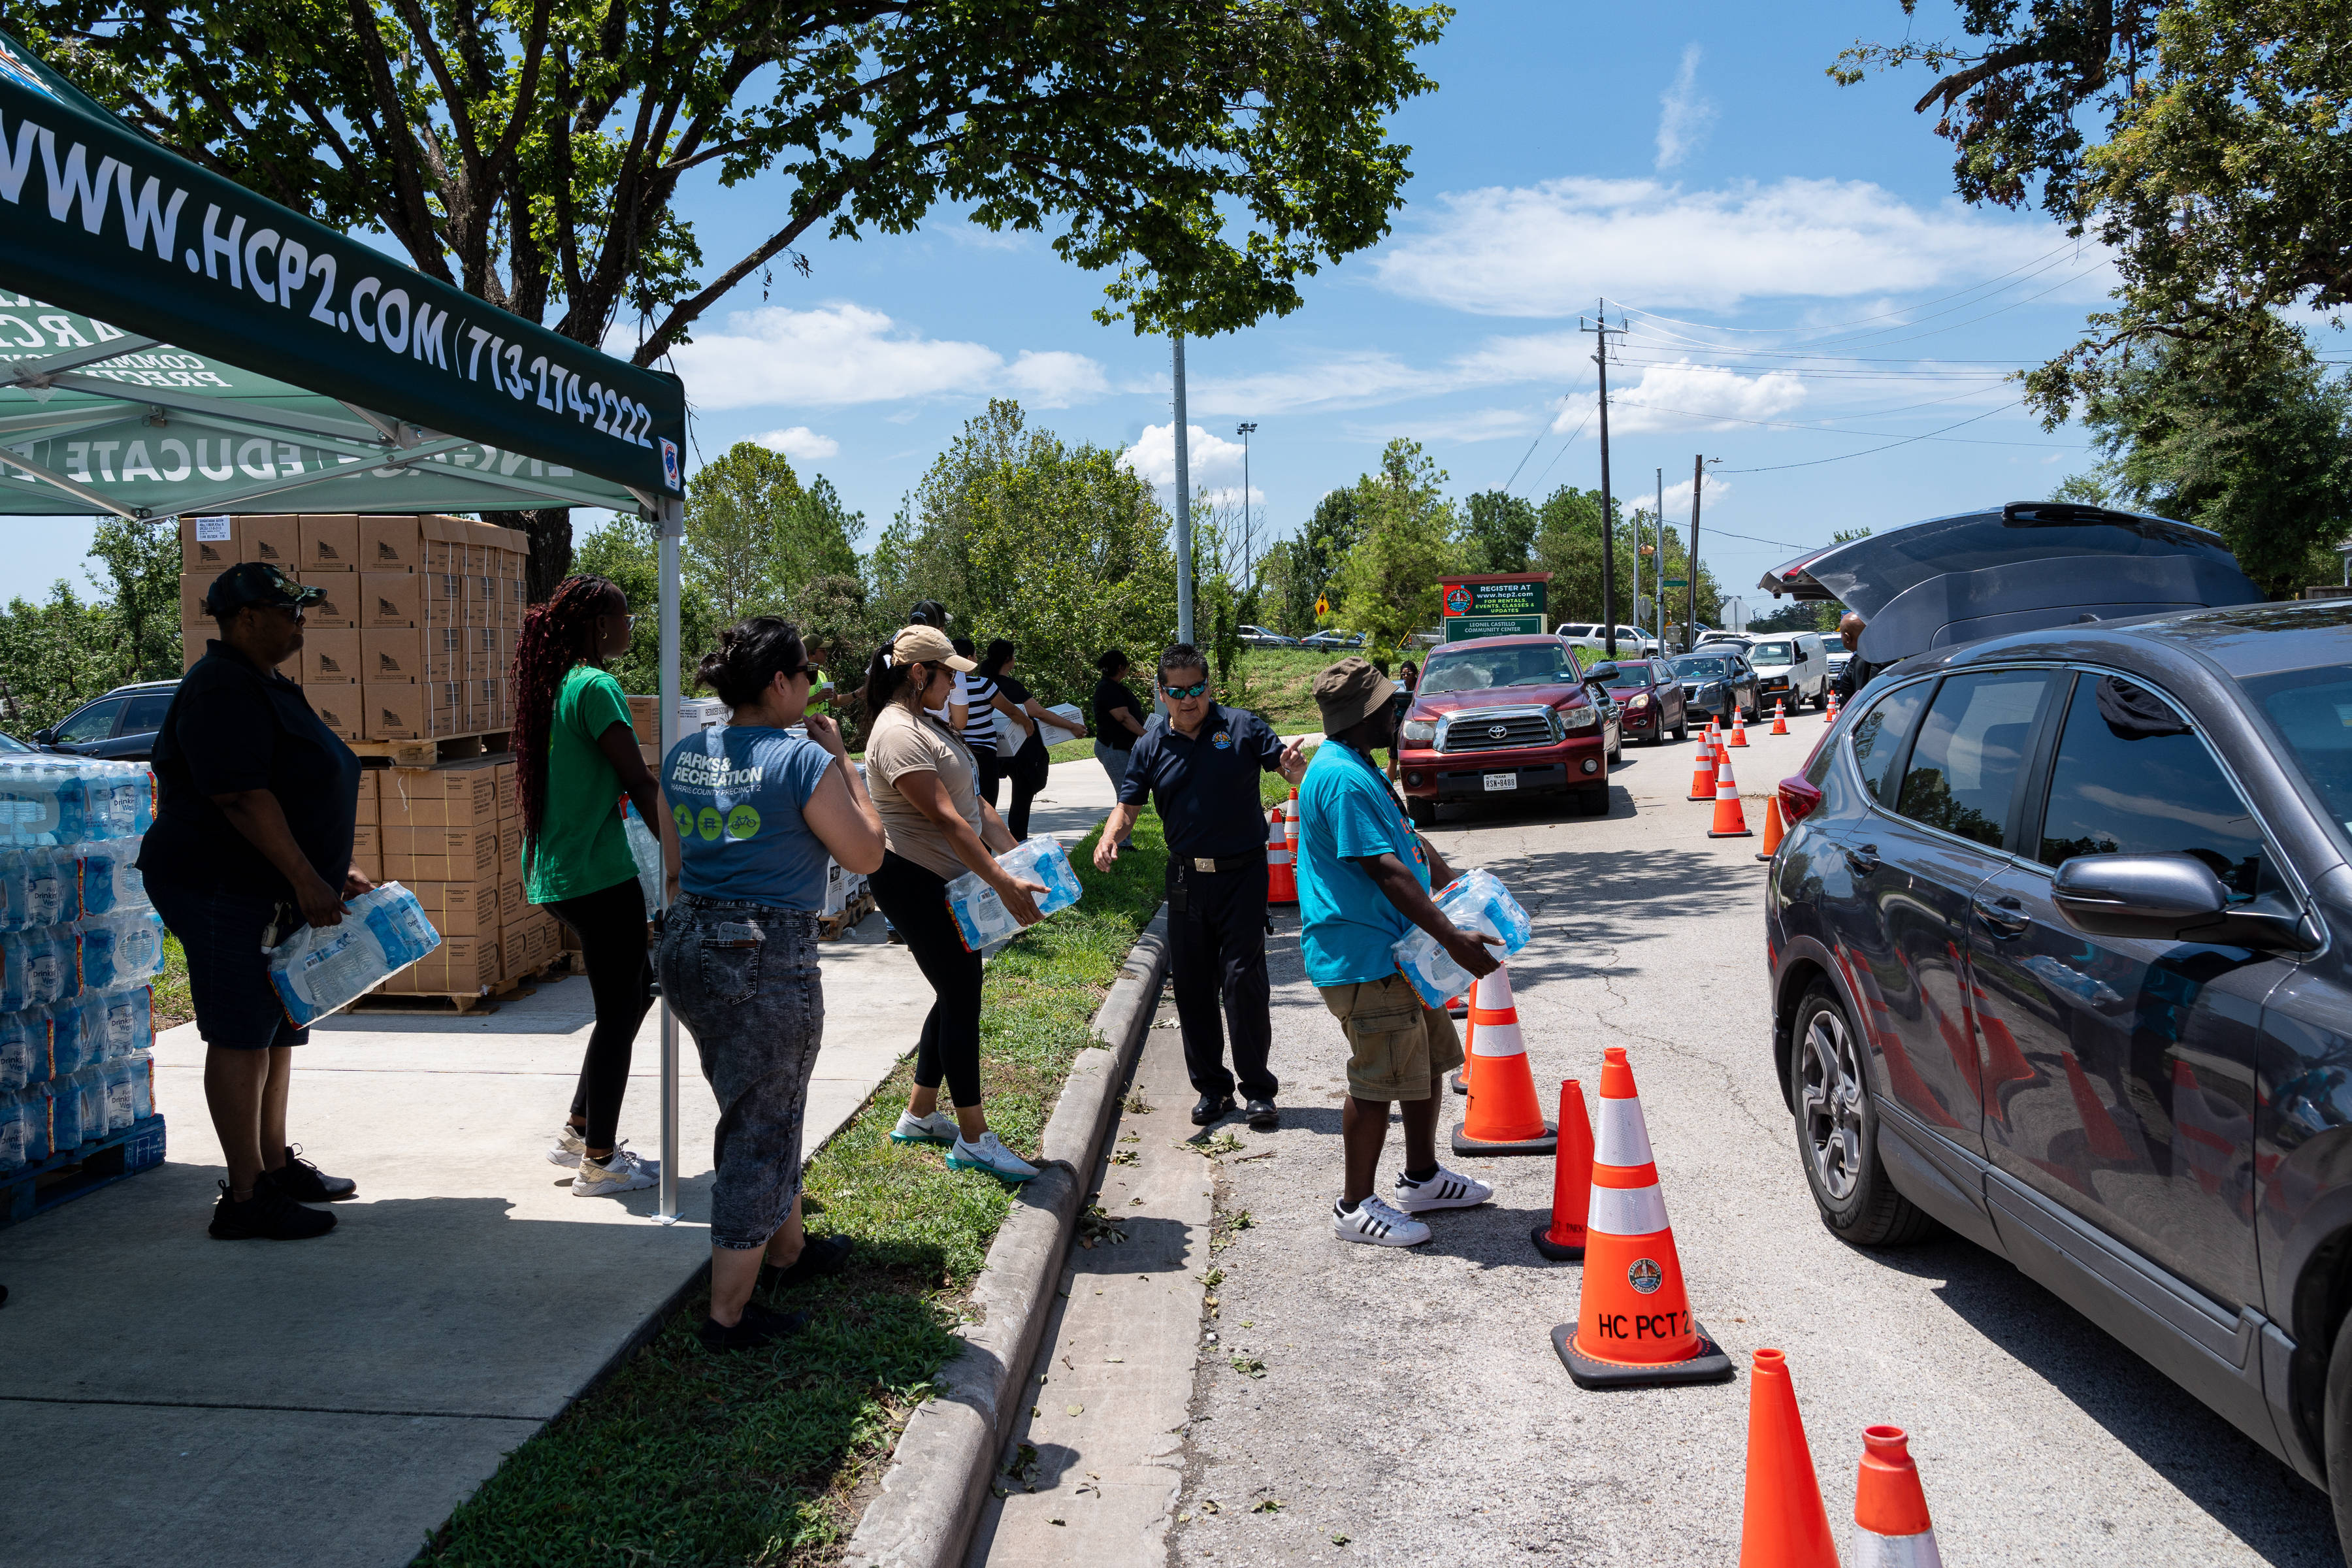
[841,907,1171,1568]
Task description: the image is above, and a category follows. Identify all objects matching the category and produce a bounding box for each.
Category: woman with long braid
[513,576,665,1196]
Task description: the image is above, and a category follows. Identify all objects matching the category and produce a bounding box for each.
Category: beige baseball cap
[892,623,977,670]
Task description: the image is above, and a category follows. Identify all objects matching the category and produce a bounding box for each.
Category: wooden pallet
[350,730,514,770]
[348,955,572,1015]
[817,888,877,941]
[2,1113,167,1229]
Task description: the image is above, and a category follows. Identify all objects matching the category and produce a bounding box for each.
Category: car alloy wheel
[1788,985,1932,1247]
[1799,1005,1865,1201]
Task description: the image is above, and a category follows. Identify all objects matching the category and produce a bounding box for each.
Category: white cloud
[665,302,1109,410]
[755,426,840,461]
[1582,359,1806,434]
[1119,422,1250,488]
[1373,176,2108,316]
[1655,44,1715,172]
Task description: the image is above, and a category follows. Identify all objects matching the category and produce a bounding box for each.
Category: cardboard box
[305,687,364,740]
[359,514,424,572]
[182,515,239,572]
[351,824,380,862]
[363,682,425,741]
[626,695,660,745]
[179,574,212,627]
[435,880,501,936]
[361,572,420,629]
[302,576,354,629]
[298,514,359,573]
[353,768,378,826]
[419,572,463,623]
[242,514,299,569]
[300,629,361,685]
[360,629,424,683]
[498,879,528,926]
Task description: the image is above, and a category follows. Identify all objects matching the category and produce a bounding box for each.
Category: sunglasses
[1162,679,1209,699]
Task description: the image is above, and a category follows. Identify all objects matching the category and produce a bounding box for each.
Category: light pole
[1236,421,1258,591]
[1173,333,1192,644]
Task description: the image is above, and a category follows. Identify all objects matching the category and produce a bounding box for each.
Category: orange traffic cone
[1771,698,1789,736]
[1451,964,1556,1156]
[1282,785,1302,885]
[1728,711,1749,747]
[1708,753,1752,838]
[1530,1079,1593,1260]
[1755,793,1786,861]
[1551,1047,1732,1386]
[1265,800,1298,904]
[1688,739,1720,800]
[1854,1426,1944,1566]
[1738,1348,1838,1566]
[1450,999,1474,1096]
[1824,687,1840,722]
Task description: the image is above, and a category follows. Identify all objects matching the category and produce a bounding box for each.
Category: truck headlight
[1560,706,1599,731]
[1399,719,1436,745]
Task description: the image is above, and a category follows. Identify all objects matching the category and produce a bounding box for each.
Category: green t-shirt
[525,664,638,904]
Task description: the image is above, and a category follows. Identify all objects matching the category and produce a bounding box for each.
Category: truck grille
[1438,709,1558,753]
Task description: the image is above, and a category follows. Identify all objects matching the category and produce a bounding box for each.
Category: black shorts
[148,880,310,1051]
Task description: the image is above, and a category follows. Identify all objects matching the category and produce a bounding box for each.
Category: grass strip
[413,811,1169,1568]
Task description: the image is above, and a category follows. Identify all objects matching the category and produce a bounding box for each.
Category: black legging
[868,850,984,1109]
[545,876,653,1151]
[972,745,1001,811]
[1004,732,1047,841]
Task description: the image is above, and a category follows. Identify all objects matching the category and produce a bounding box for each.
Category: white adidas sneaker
[1392,1164,1494,1214]
[1332,1194,1431,1247]
[572,1146,658,1196]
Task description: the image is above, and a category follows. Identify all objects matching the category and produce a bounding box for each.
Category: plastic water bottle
[88,987,152,1060]
[129,1049,152,1120]
[0,1007,39,1092]
[81,911,164,991]
[3,924,74,1012]
[269,883,442,1025]
[76,841,147,917]
[1392,868,1535,1009]
[50,1064,84,1150]
[0,1088,26,1171]
[47,992,95,1075]
[944,837,1085,951]
[101,1056,133,1134]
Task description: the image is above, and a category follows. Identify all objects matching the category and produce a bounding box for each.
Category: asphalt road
[1155,714,2345,1567]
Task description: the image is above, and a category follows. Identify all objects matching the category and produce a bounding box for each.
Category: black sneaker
[761,1233,854,1293]
[1191,1093,1235,1126]
[699,1300,809,1353]
[209,1180,337,1241]
[1245,1098,1280,1131]
[266,1145,357,1202]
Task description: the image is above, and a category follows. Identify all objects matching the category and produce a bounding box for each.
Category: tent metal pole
[655,497,685,1224]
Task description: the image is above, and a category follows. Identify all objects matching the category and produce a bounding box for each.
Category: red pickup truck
[1394,635,1622,826]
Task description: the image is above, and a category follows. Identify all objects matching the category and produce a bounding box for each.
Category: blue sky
[12,1,2117,622]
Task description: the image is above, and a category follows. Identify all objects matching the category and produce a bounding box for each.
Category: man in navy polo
[1097,643,1305,1128]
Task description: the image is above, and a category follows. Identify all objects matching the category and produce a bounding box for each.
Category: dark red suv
[1394,635,1620,826]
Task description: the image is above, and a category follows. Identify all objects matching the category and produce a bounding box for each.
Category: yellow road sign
[1315,595,1330,616]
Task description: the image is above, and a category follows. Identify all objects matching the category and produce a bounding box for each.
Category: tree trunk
[488,508,574,602]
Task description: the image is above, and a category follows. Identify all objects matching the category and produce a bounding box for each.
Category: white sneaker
[572,1146,659,1196]
[547,1123,587,1168]
[890,1109,960,1147]
[948,1131,1040,1184]
[1392,1164,1494,1213]
[1333,1195,1431,1247]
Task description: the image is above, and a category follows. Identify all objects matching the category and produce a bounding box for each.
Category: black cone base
[1529,1224,1585,1261]
[1707,827,1754,838]
[1449,1070,1467,1096]
[1450,1119,1556,1157]
[1551,1321,1735,1388]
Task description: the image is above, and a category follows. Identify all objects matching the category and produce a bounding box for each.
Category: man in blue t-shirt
[1296,657,1501,1250]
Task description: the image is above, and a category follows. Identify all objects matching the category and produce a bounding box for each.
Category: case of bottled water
[945,836,1086,951]
[1392,868,1534,1009]
[268,882,442,1026]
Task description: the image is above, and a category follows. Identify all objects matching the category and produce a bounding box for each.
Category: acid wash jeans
[656,893,825,1249]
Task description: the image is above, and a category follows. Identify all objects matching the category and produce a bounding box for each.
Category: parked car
[1765,598,2352,1548]
[1407,628,1444,649]
[1301,630,1367,650]
[1238,625,1299,649]
[1745,632,1831,713]
[1666,650,1759,727]
[1826,645,1854,683]
[37,680,179,762]
[1559,623,1661,659]
[1394,635,1621,825]
[1600,657,1691,745]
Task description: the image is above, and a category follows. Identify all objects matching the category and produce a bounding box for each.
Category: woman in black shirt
[1090,649,1147,791]
[978,639,1085,841]
[140,564,370,1243]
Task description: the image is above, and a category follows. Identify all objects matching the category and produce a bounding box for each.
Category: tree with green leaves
[0,581,118,733]
[12,3,1448,590]
[1333,438,1460,647]
[1257,487,1364,635]
[1461,488,1539,576]
[683,441,861,625]
[1833,1,2352,416]
[574,512,715,698]
[86,515,180,683]
[1531,485,1720,629]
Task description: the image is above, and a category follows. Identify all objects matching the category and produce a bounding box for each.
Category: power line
[1609,236,2088,338]
[1714,402,2018,473]
[1496,368,1588,493]
[1612,397,2082,449]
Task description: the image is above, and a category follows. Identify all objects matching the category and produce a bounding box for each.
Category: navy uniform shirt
[1118,704,1286,860]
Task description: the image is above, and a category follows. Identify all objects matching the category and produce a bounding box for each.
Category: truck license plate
[1482,772,1518,792]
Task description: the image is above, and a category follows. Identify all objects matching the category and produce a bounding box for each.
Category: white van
[1741,631,1830,711]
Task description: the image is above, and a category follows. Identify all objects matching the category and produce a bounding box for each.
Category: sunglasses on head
[1162,678,1208,699]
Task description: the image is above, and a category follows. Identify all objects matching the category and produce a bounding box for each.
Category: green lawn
[413,812,1170,1568]
[154,933,192,1030]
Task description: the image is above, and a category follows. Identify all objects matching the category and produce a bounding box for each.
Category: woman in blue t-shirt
[655,618,885,1353]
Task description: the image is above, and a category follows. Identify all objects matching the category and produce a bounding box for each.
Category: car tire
[1674,715,1688,743]
[1406,796,1437,829]
[1789,984,1935,1247]
[2323,1310,2352,1561]
[1609,737,1623,765]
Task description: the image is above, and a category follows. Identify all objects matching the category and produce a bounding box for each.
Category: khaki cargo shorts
[1318,973,1463,1102]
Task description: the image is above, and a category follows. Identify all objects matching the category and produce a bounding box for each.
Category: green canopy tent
[0,27,694,1217]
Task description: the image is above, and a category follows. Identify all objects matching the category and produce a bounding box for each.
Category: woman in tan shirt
[862,624,1048,1183]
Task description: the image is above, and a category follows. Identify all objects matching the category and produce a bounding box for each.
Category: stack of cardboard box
[350,757,563,994]
[178,514,530,743]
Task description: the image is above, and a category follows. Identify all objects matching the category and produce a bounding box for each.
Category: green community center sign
[1439,572,1550,642]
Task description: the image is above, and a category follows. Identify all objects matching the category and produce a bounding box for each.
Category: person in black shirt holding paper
[1097,644,1305,1129]
[140,564,369,1242]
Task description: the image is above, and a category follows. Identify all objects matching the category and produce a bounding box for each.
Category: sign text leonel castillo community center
[1439,572,1550,642]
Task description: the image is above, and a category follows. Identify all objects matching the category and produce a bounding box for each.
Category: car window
[1420,645,1577,694]
[1556,624,1596,638]
[118,692,174,731]
[2038,674,2267,898]
[54,698,125,743]
[2237,662,2352,850]
[1671,656,1730,679]
[1848,681,1931,808]
[1896,671,2055,850]
[1749,640,1793,664]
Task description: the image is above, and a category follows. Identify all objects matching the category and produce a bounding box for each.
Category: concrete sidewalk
[0,754,1120,1568]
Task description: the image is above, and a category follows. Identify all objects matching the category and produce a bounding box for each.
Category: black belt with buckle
[1172,853,1265,875]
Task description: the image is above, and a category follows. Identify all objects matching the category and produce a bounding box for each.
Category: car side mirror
[31,728,54,745]
[2052,853,2318,951]
[1582,661,1621,685]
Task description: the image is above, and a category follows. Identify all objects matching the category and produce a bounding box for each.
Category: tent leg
[656,502,684,1225]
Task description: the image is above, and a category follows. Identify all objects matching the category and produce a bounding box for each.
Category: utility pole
[1236,421,1258,592]
[1582,302,1625,657]
[1655,465,1665,649]
[1687,453,1705,651]
[1173,332,1193,644]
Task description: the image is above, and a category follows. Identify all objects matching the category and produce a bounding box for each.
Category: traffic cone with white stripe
[1688,736,1720,800]
[1551,1046,1733,1387]
[1739,1348,1838,1566]
[1708,752,1753,838]
[1282,785,1303,887]
[1449,1001,1474,1095]
[1450,964,1556,1156]
[1824,687,1840,722]
[1728,710,1750,747]
[1265,798,1298,904]
[1853,1426,1945,1567]
[1771,698,1789,736]
[1530,1079,1593,1260]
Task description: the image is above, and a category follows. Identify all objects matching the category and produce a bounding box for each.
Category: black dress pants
[1167,859,1277,1102]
